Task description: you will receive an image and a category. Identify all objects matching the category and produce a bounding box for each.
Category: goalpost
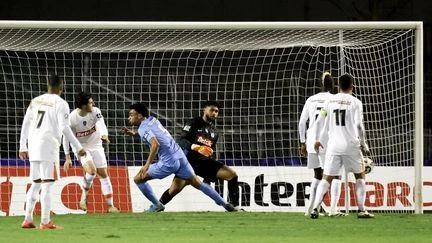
[0,21,423,215]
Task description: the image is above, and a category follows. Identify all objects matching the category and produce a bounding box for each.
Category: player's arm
[298,100,309,157]
[58,102,86,158]
[138,131,159,175]
[355,101,370,155]
[177,119,195,150]
[18,105,32,160]
[314,105,329,152]
[120,127,140,137]
[94,107,110,144]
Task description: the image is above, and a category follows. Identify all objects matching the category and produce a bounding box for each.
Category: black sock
[159,189,174,205]
[227,176,239,207]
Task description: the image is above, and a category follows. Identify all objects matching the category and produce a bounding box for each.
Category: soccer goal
[0,21,423,215]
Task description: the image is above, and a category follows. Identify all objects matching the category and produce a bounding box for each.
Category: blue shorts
[147,154,195,180]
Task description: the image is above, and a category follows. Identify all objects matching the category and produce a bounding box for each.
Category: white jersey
[66,107,108,152]
[19,93,70,161]
[318,93,367,155]
[298,92,333,153]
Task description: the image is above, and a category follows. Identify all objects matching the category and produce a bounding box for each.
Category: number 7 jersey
[20,93,70,161]
[319,93,366,155]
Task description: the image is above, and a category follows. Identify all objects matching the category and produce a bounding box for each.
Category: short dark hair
[339,74,354,91]
[130,103,149,117]
[47,73,63,88]
[75,91,92,109]
[202,100,220,109]
[322,73,334,92]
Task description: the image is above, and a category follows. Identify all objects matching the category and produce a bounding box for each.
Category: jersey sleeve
[93,107,108,136]
[298,99,310,143]
[139,127,156,144]
[177,119,196,150]
[19,104,32,152]
[57,100,71,132]
[355,100,367,147]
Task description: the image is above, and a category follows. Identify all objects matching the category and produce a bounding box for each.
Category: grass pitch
[1,212,431,243]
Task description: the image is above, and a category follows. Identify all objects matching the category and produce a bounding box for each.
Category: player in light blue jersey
[121,103,236,212]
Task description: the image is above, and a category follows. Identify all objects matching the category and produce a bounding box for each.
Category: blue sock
[199,183,226,206]
[137,182,159,205]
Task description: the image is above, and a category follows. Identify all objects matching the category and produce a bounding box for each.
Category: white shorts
[307,153,325,169]
[323,152,364,176]
[30,160,57,181]
[78,148,108,169]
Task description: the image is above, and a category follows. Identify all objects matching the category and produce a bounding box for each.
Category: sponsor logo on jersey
[197,136,213,147]
[76,126,96,137]
[96,113,102,119]
[83,121,87,126]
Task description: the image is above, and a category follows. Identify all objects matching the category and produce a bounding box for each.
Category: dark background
[0,0,431,164]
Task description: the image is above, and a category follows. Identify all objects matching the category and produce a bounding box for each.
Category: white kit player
[19,74,86,229]
[63,91,119,213]
[299,72,344,217]
[310,74,373,219]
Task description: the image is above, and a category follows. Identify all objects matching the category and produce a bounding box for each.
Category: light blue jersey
[138,116,183,163]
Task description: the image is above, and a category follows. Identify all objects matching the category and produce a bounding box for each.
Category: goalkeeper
[155,101,241,211]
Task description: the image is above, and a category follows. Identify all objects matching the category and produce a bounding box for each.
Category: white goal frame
[0,21,423,214]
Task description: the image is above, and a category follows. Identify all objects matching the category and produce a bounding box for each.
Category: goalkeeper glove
[191,144,214,157]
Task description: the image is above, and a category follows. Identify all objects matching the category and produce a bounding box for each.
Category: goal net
[0,21,423,215]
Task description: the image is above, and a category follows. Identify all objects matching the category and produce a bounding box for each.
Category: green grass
[1,212,431,243]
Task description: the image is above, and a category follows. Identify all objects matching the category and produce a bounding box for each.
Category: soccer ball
[364,157,375,174]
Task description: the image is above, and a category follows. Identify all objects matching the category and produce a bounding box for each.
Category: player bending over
[121,103,236,212]
[63,92,119,213]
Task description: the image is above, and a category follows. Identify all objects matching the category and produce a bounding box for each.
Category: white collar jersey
[68,106,107,151]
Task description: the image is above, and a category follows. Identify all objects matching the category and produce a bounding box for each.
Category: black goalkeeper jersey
[177,116,219,159]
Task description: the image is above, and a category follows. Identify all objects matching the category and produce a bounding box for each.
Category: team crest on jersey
[96,113,102,119]
[210,132,215,138]
[183,125,191,131]
[83,121,87,126]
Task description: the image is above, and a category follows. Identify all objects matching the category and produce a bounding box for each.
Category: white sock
[82,173,96,194]
[330,179,342,213]
[40,182,53,224]
[356,178,366,211]
[306,178,320,213]
[24,183,41,222]
[100,177,114,206]
[312,180,330,210]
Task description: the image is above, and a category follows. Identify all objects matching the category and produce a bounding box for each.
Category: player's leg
[39,160,62,229]
[93,149,119,213]
[347,154,374,218]
[215,165,240,208]
[79,152,96,211]
[159,177,189,205]
[305,153,322,216]
[321,152,344,216]
[22,161,41,229]
[176,156,235,211]
[135,160,175,211]
[310,155,341,219]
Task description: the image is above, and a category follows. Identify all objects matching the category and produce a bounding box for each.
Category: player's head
[47,73,63,95]
[321,71,334,92]
[202,100,220,123]
[75,91,94,112]
[339,74,354,93]
[128,103,149,126]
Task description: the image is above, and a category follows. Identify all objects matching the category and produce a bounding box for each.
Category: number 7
[36,110,46,128]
